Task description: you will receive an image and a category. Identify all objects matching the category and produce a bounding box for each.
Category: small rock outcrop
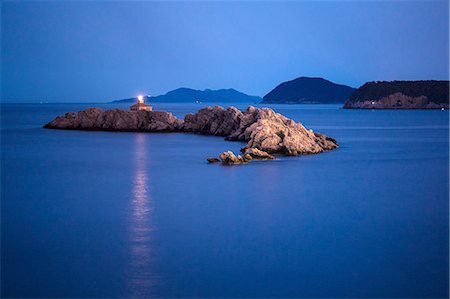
[214,148,275,165]
[207,157,220,163]
[242,148,275,160]
[44,106,339,164]
[219,151,247,165]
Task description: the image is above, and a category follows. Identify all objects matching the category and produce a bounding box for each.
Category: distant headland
[43,101,338,165]
[261,77,449,109]
[343,80,449,109]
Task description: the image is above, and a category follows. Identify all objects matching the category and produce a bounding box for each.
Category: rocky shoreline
[343,81,449,109]
[43,106,339,164]
[343,92,449,109]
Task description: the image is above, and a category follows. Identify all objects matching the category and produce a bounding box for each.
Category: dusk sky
[2,1,449,103]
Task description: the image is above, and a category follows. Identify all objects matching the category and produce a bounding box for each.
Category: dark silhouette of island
[262,77,355,104]
[343,80,449,109]
[111,88,261,103]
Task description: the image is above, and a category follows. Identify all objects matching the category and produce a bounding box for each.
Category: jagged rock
[44,106,339,164]
[219,151,246,165]
[183,106,338,155]
[242,148,275,160]
[207,157,220,163]
[211,149,273,165]
[183,106,244,136]
[243,153,253,162]
[236,107,338,155]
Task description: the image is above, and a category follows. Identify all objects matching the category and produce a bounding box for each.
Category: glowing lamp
[137,95,144,103]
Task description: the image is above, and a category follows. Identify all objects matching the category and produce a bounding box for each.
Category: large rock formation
[343,80,449,109]
[44,106,339,164]
[44,108,182,131]
[182,106,338,155]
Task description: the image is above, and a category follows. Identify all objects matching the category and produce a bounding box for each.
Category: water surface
[1,103,448,298]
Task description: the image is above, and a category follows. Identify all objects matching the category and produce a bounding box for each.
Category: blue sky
[1,1,449,102]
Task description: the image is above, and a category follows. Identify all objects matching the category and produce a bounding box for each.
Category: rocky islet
[44,106,339,164]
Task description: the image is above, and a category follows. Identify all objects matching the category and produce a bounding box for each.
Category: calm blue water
[1,103,449,298]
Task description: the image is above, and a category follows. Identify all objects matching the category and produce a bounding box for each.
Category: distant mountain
[262,77,355,104]
[111,88,261,103]
[343,80,449,109]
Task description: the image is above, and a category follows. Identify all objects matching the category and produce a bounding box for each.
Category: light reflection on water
[128,133,158,297]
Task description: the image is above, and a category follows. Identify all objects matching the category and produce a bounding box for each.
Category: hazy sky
[1,1,449,102]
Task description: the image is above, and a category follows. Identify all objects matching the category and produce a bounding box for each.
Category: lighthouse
[130,95,153,111]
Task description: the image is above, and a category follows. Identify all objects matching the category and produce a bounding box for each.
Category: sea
[1,102,449,298]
